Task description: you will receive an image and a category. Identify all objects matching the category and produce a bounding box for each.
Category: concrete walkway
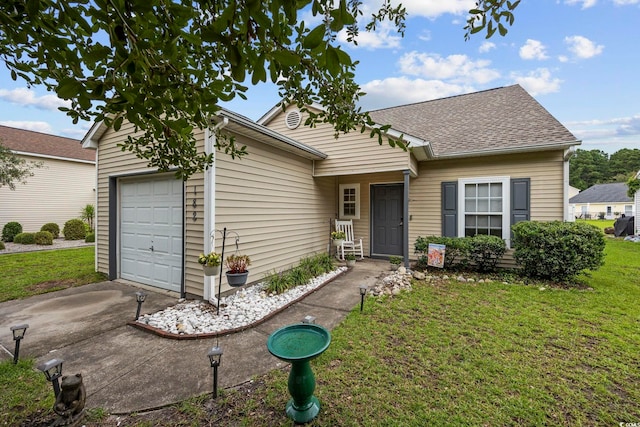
[0,259,389,414]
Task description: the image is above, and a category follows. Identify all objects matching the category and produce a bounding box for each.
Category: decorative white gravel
[136,267,347,335]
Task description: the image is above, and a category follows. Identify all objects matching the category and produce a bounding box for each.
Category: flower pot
[346,259,356,267]
[203,265,220,276]
[390,264,400,271]
[332,239,344,247]
[226,271,249,287]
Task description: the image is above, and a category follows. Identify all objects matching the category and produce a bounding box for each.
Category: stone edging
[127,268,349,340]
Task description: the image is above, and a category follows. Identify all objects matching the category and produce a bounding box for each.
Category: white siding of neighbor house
[0,154,95,232]
[570,202,634,220]
[636,192,640,235]
[264,106,417,177]
[408,150,566,266]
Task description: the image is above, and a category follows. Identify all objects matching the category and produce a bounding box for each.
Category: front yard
[2,237,639,425]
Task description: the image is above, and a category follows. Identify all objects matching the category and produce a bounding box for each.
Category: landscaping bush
[63,219,86,240]
[414,236,471,270]
[512,220,605,282]
[13,232,35,244]
[85,232,95,243]
[0,241,5,250]
[34,231,53,245]
[40,223,60,239]
[467,235,506,273]
[2,221,22,242]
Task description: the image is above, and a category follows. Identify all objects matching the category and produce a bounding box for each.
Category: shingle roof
[0,125,95,162]
[569,182,632,204]
[369,85,578,156]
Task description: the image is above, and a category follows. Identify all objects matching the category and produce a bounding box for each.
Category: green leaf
[271,50,301,67]
[303,25,325,50]
[56,78,83,99]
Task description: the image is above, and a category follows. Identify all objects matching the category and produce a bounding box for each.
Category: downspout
[203,117,229,301]
[563,147,575,222]
[403,170,410,269]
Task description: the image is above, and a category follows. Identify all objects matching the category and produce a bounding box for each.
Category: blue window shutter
[511,178,530,227]
[442,181,457,237]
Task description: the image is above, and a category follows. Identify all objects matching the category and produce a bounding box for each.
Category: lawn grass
[0,359,54,425]
[234,237,640,426]
[576,218,615,232]
[0,247,106,302]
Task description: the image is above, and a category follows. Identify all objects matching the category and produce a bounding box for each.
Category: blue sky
[1,0,639,154]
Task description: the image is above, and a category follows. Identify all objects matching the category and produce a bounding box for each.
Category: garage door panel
[120,176,183,292]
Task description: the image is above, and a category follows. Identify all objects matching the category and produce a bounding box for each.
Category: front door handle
[149,245,154,252]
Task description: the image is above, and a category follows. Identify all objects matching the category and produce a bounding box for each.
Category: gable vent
[285,109,302,129]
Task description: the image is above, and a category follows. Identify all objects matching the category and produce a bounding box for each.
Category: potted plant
[225,254,251,287]
[389,255,403,271]
[345,253,357,267]
[331,230,346,247]
[198,251,222,276]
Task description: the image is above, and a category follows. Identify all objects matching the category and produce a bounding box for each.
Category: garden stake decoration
[10,324,28,364]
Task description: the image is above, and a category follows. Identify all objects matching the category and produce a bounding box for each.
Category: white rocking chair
[335,219,364,260]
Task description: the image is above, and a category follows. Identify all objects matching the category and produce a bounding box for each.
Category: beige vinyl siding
[0,155,95,232]
[408,151,566,265]
[336,172,404,257]
[214,133,335,294]
[265,107,412,177]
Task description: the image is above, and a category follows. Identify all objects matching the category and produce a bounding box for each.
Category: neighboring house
[0,125,96,232]
[569,182,634,220]
[566,185,580,221]
[635,171,640,235]
[82,84,580,299]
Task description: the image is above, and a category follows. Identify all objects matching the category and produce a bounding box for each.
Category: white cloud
[338,20,402,49]
[613,0,639,4]
[564,0,598,9]
[564,35,604,59]
[510,68,562,95]
[398,51,500,84]
[479,42,496,53]
[0,88,70,111]
[519,39,549,60]
[360,77,472,110]
[567,115,640,138]
[389,0,476,18]
[0,120,53,134]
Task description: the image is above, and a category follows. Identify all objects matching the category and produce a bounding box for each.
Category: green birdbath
[267,323,331,424]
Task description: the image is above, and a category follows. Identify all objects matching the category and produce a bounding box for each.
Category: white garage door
[120,175,183,292]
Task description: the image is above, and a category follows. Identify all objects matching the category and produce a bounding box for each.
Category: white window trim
[339,183,360,220]
[458,176,511,242]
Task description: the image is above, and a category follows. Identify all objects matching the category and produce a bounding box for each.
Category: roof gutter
[423,139,582,160]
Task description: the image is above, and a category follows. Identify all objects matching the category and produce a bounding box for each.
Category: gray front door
[371,184,403,256]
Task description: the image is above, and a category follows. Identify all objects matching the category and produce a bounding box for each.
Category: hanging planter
[331,231,346,247]
[225,254,251,287]
[226,271,250,287]
[198,252,222,276]
[203,265,220,276]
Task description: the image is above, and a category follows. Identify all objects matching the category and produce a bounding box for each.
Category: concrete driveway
[0,259,389,413]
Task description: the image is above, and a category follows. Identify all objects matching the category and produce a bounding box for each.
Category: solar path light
[359,285,368,312]
[37,358,64,397]
[135,291,147,320]
[10,324,28,364]
[207,346,223,398]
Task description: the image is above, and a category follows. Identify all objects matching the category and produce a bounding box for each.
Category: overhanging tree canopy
[0,0,519,179]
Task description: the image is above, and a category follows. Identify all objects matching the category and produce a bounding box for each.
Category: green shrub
[2,222,22,242]
[0,241,5,250]
[34,231,53,245]
[85,232,96,243]
[264,270,293,294]
[512,221,606,282]
[14,232,35,244]
[414,236,471,270]
[467,235,506,272]
[40,223,60,239]
[63,219,86,240]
